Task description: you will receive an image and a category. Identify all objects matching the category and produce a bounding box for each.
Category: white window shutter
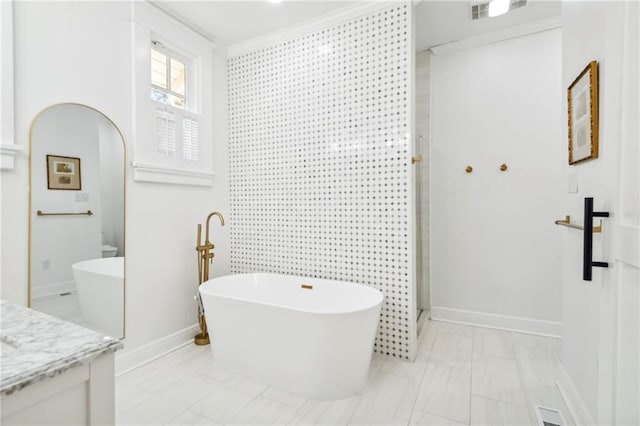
[182,115,199,161]
[156,107,176,156]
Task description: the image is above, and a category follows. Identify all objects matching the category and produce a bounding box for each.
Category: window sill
[131,161,214,187]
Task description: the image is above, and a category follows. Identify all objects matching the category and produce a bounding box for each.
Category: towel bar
[36,210,93,216]
[554,215,602,233]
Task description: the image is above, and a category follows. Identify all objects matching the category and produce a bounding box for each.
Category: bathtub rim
[71,256,124,279]
[200,272,384,316]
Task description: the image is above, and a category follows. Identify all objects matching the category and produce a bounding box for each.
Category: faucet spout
[204,211,225,243]
[209,211,225,226]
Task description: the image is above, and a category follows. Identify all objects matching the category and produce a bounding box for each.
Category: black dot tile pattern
[228,4,413,360]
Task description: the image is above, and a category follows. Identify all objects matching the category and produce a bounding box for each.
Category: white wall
[430,28,564,333]
[31,105,102,297]
[1,1,230,367]
[1,0,15,153]
[98,119,125,257]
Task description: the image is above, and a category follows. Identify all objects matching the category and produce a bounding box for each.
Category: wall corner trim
[133,1,215,50]
[144,1,217,47]
[131,161,215,187]
[556,372,596,425]
[430,306,563,337]
[1,144,23,171]
[430,16,561,55]
[115,324,199,375]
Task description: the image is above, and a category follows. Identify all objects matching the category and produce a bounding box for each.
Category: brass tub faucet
[194,211,225,345]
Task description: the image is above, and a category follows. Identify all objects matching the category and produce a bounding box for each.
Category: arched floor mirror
[28,103,126,338]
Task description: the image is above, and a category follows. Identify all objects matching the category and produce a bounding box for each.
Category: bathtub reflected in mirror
[29,104,125,338]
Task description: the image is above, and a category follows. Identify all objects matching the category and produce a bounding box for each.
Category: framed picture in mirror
[568,60,599,165]
[47,155,81,190]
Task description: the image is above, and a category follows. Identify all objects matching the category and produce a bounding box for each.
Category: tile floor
[116,320,571,426]
[31,292,82,322]
[31,291,116,336]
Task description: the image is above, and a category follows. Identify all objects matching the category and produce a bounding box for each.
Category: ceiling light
[488,0,510,17]
[470,0,527,20]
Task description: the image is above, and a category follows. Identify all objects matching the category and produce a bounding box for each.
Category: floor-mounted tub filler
[199,273,383,400]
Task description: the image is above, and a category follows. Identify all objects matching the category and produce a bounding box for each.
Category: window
[182,116,199,161]
[154,105,200,161]
[151,42,187,109]
[151,41,199,162]
[155,108,176,156]
[132,2,213,186]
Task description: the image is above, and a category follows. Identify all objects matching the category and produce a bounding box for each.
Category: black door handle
[583,197,609,281]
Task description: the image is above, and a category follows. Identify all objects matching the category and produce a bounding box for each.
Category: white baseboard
[31,281,75,300]
[430,306,562,337]
[115,324,200,375]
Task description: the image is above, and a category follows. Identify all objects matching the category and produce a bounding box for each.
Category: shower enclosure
[415,50,431,329]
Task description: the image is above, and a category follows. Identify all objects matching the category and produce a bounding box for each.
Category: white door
[599,2,640,424]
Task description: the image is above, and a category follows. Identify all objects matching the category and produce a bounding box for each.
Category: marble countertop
[0,299,123,396]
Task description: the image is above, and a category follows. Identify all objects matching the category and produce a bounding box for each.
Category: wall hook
[465,165,473,173]
[500,163,508,171]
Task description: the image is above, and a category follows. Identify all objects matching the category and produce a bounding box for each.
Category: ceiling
[414,0,561,51]
[157,0,561,50]
[157,1,359,46]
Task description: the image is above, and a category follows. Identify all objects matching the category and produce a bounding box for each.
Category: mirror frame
[28,103,127,338]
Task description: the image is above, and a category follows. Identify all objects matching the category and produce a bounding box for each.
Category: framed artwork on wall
[568,60,599,165]
[46,155,81,190]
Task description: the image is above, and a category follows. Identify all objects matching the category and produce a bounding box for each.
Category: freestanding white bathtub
[72,257,124,338]
[199,273,383,400]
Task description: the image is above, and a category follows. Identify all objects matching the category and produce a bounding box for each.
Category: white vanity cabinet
[0,300,122,425]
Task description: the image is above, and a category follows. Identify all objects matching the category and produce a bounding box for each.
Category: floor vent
[535,406,567,426]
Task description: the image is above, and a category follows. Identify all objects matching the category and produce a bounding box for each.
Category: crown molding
[430,16,561,55]
[227,1,407,58]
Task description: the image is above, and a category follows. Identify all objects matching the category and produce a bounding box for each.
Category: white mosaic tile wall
[228,4,415,359]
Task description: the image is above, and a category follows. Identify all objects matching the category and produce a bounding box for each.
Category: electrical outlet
[75,192,90,202]
[43,260,50,270]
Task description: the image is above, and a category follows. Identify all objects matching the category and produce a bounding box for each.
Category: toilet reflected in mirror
[29,104,125,338]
